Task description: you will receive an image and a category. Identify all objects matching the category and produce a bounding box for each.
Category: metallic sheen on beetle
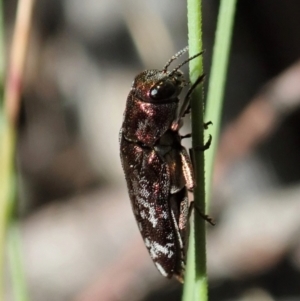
[119,47,204,282]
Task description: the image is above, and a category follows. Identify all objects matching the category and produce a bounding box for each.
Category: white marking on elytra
[135,193,158,227]
[140,210,146,219]
[145,239,175,259]
[166,232,174,240]
[162,210,168,219]
[132,170,170,228]
[148,205,158,227]
[155,262,168,277]
[138,222,143,231]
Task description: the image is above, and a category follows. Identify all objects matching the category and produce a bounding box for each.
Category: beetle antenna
[169,50,204,77]
[179,73,206,118]
[162,46,189,72]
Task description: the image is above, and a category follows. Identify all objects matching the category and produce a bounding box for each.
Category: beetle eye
[150,81,177,100]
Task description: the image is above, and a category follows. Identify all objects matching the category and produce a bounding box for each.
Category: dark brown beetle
[119,47,205,282]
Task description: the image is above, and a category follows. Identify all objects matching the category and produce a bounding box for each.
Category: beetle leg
[204,121,213,129]
[169,190,189,282]
[194,134,212,151]
[180,74,206,118]
[171,74,206,132]
[180,133,191,140]
[180,148,195,191]
[189,201,215,226]
[181,122,211,140]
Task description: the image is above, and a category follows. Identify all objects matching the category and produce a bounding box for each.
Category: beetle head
[132,70,185,104]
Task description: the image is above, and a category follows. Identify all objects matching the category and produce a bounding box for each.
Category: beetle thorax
[122,95,178,146]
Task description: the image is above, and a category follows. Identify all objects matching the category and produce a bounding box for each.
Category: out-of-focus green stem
[0,119,16,299]
[0,0,36,299]
[0,0,4,85]
[205,0,237,204]
[0,0,15,298]
[8,223,29,301]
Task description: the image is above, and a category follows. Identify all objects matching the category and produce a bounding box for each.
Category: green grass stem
[0,118,16,299]
[0,1,15,298]
[0,0,35,299]
[183,0,237,300]
[182,0,207,300]
[205,0,237,204]
[8,223,29,301]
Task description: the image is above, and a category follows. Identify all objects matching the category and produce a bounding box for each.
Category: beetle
[119,47,210,282]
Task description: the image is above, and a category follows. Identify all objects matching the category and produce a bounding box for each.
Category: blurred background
[3,0,300,300]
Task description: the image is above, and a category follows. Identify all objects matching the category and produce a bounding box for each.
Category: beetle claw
[189,201,215,226]
[194,134,212,151]
[204,121,213,129]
